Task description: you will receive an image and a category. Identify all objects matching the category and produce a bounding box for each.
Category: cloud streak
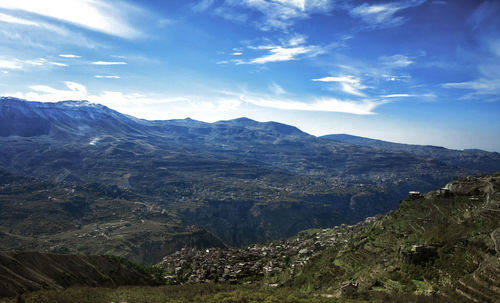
[312,75,368,96]
[193,0,332,31]
[0,0,144,39]
[91,61,127,65]
[232,36,324,64]
[349,0,426,28]
[0,12,38,26]
[244,96,382,115]
[95,75,120,79]
[0,59,23,70]
[59,54,81,58]
[442,79,500,101]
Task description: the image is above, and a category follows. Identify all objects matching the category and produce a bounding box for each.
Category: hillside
[0,98,484,249]
[0,251,160,298]
[290,173,500,301]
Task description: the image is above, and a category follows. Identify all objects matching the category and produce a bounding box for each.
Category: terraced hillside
[290,173,500,301]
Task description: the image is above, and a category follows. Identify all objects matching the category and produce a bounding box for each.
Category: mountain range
[1,97,500,263]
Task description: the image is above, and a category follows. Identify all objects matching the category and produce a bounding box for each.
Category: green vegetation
[286,174,500,301]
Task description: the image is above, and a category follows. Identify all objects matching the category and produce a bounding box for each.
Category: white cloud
[91,61,127,65]
[59,54,81,58]
[0,0,143,39]
[0,59,22,69]
[235,36,323,64]
[22,81,88,101]
[380,93,413,98]
[95,75,120,79]
[0,12,38,26]
[15,58,68,68]
[350,0,425,28]
[215,89,385,115]
[48,61,67,67]
[244,95,382,115]
[244,45,313,64]
[312,75,367,96]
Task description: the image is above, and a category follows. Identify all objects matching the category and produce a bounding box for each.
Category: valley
[0,98,499,301]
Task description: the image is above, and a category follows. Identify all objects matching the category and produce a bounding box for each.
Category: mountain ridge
[322,133,500,173]
[0,97,493,250]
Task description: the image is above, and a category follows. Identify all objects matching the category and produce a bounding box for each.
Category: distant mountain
[0,97,490,250]
[322,133,500,173]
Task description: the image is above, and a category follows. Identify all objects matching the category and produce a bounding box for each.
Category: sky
[0,0,499,151]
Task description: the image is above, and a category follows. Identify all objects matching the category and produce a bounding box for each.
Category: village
[159,215,381,286]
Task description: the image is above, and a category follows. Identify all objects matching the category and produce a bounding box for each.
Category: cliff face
[0,252,159,298]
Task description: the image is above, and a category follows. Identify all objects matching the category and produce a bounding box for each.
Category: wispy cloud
[241,45,316,64]
[59,54,81,58]
[380,93,413,98]
[0,12,38,26]
[312,75,368,96]
[95,75,120,79]
[269,82,286,95]
[442,79,500,101]
[192,0,216,13]
[0,0,144,39]
[232,36,324,64]
[215,89,386,115]
[0,57,67,70]
[349,0,426,28]
[23,58,67,67]
[243,95,383,115]
[443,2,500,102]
[193,0,332,31]
[91,61,127,65]
[379,54,414,68]
[0,59,23,70]
[48,61,68,67]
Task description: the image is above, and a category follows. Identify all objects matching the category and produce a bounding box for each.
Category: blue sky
[0,0,499,151]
